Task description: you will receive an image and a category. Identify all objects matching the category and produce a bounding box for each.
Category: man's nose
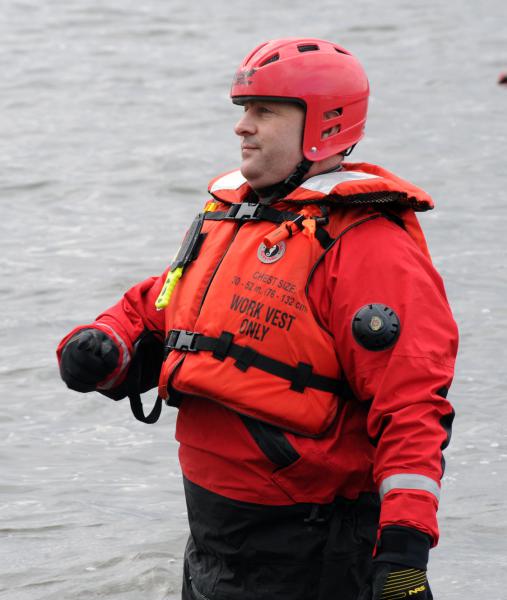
[234,112,256,137]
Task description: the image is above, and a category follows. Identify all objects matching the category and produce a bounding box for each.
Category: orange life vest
[157,163,433,436]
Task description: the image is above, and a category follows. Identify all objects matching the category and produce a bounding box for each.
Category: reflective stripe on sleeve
[379,474,441,502]
[96,324,131,390]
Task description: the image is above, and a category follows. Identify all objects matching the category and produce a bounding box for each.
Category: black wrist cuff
[375,526,431,571]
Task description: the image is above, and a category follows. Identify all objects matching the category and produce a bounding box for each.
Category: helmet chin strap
[253,150,350,204]
[254,158,313,205]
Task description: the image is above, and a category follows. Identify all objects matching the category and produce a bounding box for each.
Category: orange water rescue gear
[56,161,458,543]
[156,163,433,436]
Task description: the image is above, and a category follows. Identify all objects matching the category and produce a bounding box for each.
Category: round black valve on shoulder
[352,303,400,351]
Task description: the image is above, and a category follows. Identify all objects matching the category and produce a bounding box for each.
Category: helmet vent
[322,108,343,140]
[260,53,280,66]
[334,47,350,55]
[325,108,343,118]
[322,124,341,140]
[298,44,319,53]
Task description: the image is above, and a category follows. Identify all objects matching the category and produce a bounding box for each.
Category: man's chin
[239,165,262,188]
[240,161,287,190]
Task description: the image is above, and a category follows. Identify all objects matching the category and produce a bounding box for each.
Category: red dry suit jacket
[57,163,458,544]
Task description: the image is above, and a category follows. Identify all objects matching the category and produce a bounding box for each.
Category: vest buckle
[226,203,261,221]
[165,329,200,355]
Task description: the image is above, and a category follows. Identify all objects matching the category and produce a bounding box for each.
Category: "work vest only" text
[230,294,296,342]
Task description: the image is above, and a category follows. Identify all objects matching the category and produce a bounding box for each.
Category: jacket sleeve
[311,216,458,545]
[57,271,168,395]
[94,272,168,348]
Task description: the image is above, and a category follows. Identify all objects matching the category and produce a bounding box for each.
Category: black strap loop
[212,331,234,361]
[290,362,313,392]
[129,393,163,424]
[234,346,257,372]
[123,330,166,424]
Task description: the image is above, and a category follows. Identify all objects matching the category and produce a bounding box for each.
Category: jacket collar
[208,163,433,211]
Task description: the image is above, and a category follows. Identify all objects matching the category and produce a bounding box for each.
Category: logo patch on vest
[257,242,286,264]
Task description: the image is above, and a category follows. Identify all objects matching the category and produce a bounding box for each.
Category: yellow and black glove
[359,526,433,600]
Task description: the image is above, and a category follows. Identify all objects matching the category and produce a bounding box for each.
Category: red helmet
[231,38,369,161]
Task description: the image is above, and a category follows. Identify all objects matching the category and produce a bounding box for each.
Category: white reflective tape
[97,324,131,390]
[379,474,441,502]
[210,170,247,193]
[300,170,379,194]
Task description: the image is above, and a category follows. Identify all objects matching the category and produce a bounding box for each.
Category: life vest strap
[314,226,334,249]
[204,203,302,225]
[165,328,355,399]
[203,204,333,249]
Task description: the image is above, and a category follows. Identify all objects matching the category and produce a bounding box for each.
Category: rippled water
[1,1,506,598]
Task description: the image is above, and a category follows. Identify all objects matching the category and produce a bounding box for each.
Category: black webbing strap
[203,201,340,255]
[128,393,163,424]
[204,203,334,249]
[315,226,334,249]
[124,331,166,424]
[203,203,303,225]
[165,329,355,399]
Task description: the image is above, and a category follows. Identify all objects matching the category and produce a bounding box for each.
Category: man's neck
[304,155,344,180]
[251,156,344,204]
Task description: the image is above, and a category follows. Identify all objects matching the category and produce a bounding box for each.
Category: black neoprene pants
[181,477,379,600]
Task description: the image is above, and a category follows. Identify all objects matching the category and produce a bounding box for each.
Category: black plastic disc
[352,303,400,351]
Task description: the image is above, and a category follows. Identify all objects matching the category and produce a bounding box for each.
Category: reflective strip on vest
[210,170,246,193]
[379,474,441,502]
[299,170,379,194]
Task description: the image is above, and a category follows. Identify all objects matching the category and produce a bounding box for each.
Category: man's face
[234,100,305,190]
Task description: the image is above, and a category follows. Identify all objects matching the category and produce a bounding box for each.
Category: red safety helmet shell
[231,38,369,161]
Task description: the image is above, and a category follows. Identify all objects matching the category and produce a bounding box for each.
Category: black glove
[60,328,120,392]
[359,526,433,600]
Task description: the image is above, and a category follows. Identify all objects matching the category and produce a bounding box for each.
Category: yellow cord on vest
[155,267,183,310]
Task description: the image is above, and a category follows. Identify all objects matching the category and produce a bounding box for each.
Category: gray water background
[1,0,506,598]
